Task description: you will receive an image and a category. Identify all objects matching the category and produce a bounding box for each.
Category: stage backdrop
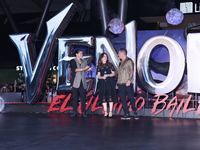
[7,3,200,118]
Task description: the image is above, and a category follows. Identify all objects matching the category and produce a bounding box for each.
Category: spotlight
[108,18,124,34]
[166,8,184,25]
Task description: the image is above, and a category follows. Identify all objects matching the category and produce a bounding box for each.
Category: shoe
[71,112,77,117]
[134,112,139,120]
[121,113,131,120]
[82,112,87,118]
[104,112,108,118]
[108,111,113,118]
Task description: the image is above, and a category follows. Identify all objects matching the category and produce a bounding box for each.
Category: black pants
[118,84,136,114]
[72,82,86,113]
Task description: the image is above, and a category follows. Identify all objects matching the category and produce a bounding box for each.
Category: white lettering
[187,33,200,93]
[194,3,200,13]
[137,36,185,94]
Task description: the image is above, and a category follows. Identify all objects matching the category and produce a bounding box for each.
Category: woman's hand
[102,74,108,80]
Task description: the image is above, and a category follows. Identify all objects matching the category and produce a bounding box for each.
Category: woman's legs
[102,102,108,117]
[109,102,113,117]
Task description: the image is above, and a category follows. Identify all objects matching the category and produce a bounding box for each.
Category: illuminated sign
[16,66,58,71]
[9,2,200,119]
[180,2,200,13]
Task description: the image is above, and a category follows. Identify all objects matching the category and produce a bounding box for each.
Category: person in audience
[1,83,9,92]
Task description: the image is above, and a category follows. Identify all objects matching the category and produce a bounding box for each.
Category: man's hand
[87,67,92,72]
[126,80,131,86]
[84,66,90,71]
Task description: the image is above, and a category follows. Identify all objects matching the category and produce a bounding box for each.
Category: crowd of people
[70,48,138,120]
[0,83,25,93]
[44,83,57,103]
[0,82,57,103]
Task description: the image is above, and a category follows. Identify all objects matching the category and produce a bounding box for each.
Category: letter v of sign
[9,3,77,104]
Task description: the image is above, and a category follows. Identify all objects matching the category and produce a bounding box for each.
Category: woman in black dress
[97,53,117,118]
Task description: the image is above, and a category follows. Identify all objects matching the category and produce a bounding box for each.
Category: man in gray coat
[70,49,92,117]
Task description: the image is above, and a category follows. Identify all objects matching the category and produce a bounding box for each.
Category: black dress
[97,63,117,103]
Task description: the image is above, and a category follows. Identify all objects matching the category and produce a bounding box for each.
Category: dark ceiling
[0,0,199,67]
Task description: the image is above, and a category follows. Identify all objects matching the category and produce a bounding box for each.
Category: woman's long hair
[97,53,110,68]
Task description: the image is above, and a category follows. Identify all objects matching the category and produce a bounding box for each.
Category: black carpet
[0,113,200,150]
